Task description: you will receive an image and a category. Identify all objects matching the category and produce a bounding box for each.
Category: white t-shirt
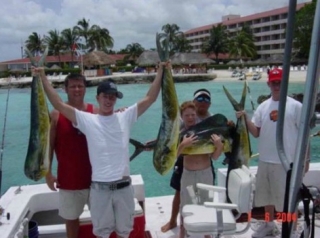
[252,97,302,164]
[75,104,138,182]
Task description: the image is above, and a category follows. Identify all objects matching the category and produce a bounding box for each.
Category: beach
[0,69,307,89]
[213,69,307,83]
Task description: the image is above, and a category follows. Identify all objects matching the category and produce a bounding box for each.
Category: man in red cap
[236,68,309,237]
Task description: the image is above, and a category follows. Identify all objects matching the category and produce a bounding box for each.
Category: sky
[0,0,310,62]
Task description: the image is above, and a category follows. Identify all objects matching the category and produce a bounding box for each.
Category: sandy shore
[213,69,307,83]
[0,70,307,88]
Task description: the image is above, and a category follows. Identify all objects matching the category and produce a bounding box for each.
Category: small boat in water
[252,72,261,80]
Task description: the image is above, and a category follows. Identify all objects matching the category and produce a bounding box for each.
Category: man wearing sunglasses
[193,89,212,121]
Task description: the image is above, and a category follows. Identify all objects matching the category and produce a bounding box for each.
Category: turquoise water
[0,80,318,197]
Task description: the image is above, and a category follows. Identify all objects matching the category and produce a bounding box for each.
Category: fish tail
[223,84,246,111]
[129,139,147,161]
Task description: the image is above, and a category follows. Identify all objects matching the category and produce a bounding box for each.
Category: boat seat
[182,165,255,237]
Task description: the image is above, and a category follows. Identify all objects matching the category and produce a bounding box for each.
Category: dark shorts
[169,156,216,191]
[170,156,184,191]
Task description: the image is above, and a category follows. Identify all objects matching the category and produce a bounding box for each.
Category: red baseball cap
[268,68,282,82]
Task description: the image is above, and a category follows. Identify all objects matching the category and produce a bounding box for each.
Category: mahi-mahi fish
[129,113,234,161]
[24,48,50,181]
[152,33,180,175]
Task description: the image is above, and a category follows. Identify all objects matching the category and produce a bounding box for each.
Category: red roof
[184,2,308,35]
[0,53,127,65]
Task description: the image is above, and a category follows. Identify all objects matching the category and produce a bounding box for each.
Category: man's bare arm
[137,62,169,117]
[35,68,77,124]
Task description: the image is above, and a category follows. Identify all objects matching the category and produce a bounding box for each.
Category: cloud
[0,0,310,61]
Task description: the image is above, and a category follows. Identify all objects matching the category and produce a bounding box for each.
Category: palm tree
[25,32,44,56]
[43,30,64,66]
[228,30,256,64]
[124,43,145,61]
[88,26,114,51]
[74,18,91,44]
[74,18,114,52]
[161,23,183,55]
[201,24,229,61]
[61,28,79,65]
[241,24,254,41]
[172,35,192,53]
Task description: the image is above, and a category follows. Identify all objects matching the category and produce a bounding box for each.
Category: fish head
[153,145,176,175]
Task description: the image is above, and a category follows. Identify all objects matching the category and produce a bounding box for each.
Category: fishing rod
[0,79,12,196]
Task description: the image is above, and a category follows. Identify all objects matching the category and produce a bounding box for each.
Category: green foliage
[25,32,44,56]
[161,23,184,56]
[124,43,144,61]
[293,0,317,59]
[201,24,229,61]
[172,35,192,53]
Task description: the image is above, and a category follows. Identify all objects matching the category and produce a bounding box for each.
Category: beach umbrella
[136,51,160,66]
[50,64,61,69]
[82,51,116,67]
[227,60,237,65]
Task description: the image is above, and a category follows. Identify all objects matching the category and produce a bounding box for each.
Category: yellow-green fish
[152,33,180,175]
[129,114,233,161]
[24,48,50,181]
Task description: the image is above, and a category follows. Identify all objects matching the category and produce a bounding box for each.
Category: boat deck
[145,195,320,237]
[2,167,320,238]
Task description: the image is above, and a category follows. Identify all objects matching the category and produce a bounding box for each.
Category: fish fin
[25,47,48,67]
[129,139,146,161]
[38,47,48,66]
[25,48,37,66]
[240,81,247,109]
[156,33,169,61]
[223,82,247,111]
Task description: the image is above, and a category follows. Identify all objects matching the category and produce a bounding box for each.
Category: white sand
[0,70,308,87]
[213,70,307,83]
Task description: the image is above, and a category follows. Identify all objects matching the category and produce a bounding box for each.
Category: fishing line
[0,78,12,196]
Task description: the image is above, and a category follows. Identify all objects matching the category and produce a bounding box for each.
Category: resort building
[184,2,309,59]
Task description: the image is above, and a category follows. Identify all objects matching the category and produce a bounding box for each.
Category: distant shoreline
[0,69,308,89]
[0,72,217,89]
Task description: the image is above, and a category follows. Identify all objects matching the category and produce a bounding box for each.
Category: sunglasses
[195,96,210,103]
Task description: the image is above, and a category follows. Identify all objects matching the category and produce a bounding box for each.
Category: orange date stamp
[265,212,297,222]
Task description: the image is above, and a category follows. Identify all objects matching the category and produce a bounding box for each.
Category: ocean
[0,79,318,197]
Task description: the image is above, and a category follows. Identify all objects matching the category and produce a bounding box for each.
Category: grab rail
[276,0,320,237]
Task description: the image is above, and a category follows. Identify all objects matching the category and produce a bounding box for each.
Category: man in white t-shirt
[35,62,169,238]
[236,68,309,238]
